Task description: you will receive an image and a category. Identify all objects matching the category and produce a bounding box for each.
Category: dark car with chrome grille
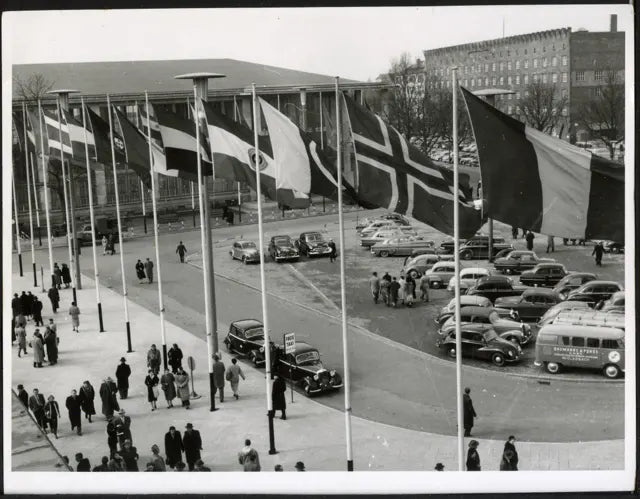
[223,319,272,366]
[268,235,300,262]
[436,324,522,366]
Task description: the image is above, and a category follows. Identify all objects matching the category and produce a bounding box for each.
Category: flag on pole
[42,108,73,158]
[61,108,97,162]
[342,94,482,238]
[461,87,624,242]
[112,107,152,188]
[134,103,177,178]
[84,105,126,166]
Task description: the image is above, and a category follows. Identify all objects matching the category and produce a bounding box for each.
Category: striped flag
[42,108,73,158]
[112,106,152,188]
[342,94,482,238]
[461,87,624,242]
[61,108,97,162]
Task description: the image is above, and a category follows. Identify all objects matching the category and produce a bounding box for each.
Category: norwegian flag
[342,94,482,238]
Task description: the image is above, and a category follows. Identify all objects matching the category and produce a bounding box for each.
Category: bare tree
[520,81,567,133]
[14,73,54,103]
[433,88,472,160]
[382,53,423,142]
[577,69,624,160]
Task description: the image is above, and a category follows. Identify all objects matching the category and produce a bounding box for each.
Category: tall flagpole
[233,96,242,222]
[452,67,465,472]
[107,95,133,352]
[253,83,277,455]
[320,91,326,212]
[81,97,104,332]
[37,100,55,288]
[22,103,37,286]
[187,97,197,228]
[30,150,42,246]
[145,91,168,371]
[335,77,354,471]
[134,107,148,235]
[12,172,23,276]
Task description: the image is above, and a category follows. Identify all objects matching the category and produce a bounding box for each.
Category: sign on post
[283,333,295,403]
[187,356,200,399]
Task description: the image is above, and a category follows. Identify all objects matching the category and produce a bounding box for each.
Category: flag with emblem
[342,94,482,238]
[84,105,126,166]
[112,106,152,188]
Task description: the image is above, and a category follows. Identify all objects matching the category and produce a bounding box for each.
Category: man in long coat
[164,426,184,469]
[160,369,176,408]
[32,331,45,368]
[47,286,60,313]
[32,297,44,326]
[28,388,46,429]
[167,344,183,373]
[463,387,477,437]
[43,326,58,365]
[144,258,154,284]
[65,389,83,435]
[79,381,96,422]
[99,377,120,418]
[115,357,132,399]
[12,293,22,317]
[212,354,226,403]
[20,291,31,319]
[272,375,287,420]
[369,272,380,304]
[182,423,202,471]
[147,344,161,375]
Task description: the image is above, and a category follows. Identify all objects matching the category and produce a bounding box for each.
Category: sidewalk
[9,270,624,473]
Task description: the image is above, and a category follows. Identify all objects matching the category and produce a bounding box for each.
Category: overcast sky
[3,6,633,82]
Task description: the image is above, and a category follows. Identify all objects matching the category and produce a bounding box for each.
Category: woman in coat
[135,260,146,282]
[43,326,58,365]
[61,263,71,288]
[79,380,96,422]
[32,331,45,368]
[160,369,176,408]
[16,325,27,357]
[167,344,183,373]
[99,377,119,418]
[397,276,406,305]
[44,395,61,438]
[53,263,63,289]
[174,368,190,409]
[271,375,287,420]
[144,369,159,411]
[48,286,60,313]
[102,236,108,256]
[120,439,140,472]
[68,302,80,333]
[164,426,183,469]
[466,440,481,471]
[65,389,83,435]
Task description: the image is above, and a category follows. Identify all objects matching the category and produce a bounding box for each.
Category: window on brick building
[543,57,548,68]
[471,79,475,87]
[561,88,567,98]
[485,63,489,72]
[508,105,512,114]
[499,76,504,85]
[508,94,512,100]
[524,59,529,69]
[516,60,520,70]
[533,58,538,68]
[507,61,512,71]
[562,55,568,66]
[507,76,512,85]
[500,62,504,71]
[525,90,529,97]
[562,72,568,83]
[478,64,482,72]
[595,87,602,97]
[542,73,548,83]
[492,62,496,71]
[464,79,468,86]
[515,75,520,85]
[533,74,539,83]
[552,73,558,83]
[516,91,520,99]
[524,48,528,55]
[516,105,521,114]
[492,76,497,85]
[524,74,529,84]
[477,78,482,86]
[594,70,603,81]
[552,56,557,67]
[485,77,489,86]
[576,71,585,81]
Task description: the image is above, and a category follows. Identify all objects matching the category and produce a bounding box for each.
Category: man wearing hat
[294,461,306,472]
[328,239,337,263]
[115,357,132,399]
[434,463,445,471]
[114,409,132,447]
[182,423,203,471]
[212,354,226,403]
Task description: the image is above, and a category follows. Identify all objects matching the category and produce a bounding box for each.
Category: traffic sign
[284,332,295,354]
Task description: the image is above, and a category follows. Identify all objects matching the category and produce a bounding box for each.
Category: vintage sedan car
[552,272,598,298]
[436,324,523,366]
[519,263,569,287]
[439,306,533,346]
[466,275,528,304]
[494,288,562,322]
[537,300,591,327]
[295,231,332,257]
[401,253,442,279]
[446,267,491,294]
[358,220,406,238]
[424,261,457,289]
[272,342,343,396]
[360,227,417,248]
[371,236,434,257]
[230,241,261,264]
[355,213,410,231]
[435,295,493,326]
[223,319,271,366]
[268,235,300,262]
[601,240,624,254]
[493,250,554,274]
[596,290,625,313]
[566,280,623,307]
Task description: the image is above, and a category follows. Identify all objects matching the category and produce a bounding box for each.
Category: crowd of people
[368,271,429,308]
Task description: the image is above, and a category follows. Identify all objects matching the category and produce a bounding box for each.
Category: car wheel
[379,250,390,258]
[492,353,505,366]
[603,364,620,379]
[409,270,419,279]
[461,250,472,260]
[447,347,456,358]
[545,362,561,374]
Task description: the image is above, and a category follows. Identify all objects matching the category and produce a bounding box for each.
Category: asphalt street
[23,209,624,442]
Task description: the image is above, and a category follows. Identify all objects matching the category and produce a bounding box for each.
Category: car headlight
[507,350,514,357]
[329,370,336,377]
[313,374,319,381]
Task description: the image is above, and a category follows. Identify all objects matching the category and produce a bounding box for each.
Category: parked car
[492,248,514,260]
[51,223,68,238]
[360,227,418,248]
[446,267,491,293]
[439,235,507,256]
[424,261,457,289]
[356,213,411,231]
[439,306,533,346]
[494,288,562,322]
[466,275,528,303]
[272,342,343,396]
[537,300,591,327]
[358,220,406,238]
[295,231,332,257]
[602,240,624,254]
[435,295,493,326]
[436,324,523,366]
[371,236,434,257]
[459,238,513,261]
[223,319,271,366]
[518,263,569,287]
[268,235,300,262]
[596,291,625,313]
[493,250,554,274]
[552,272,598,298]
[78,217,119,246]
[402,253,443,279]
[566,281,623,307]
[230,241,261,264]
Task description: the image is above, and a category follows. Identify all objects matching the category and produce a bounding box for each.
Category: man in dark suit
[463,387,477,437]
[75,452,91,471]
[212,354,226,403]
[28,388,46,430]
[504,435,519,470]
[182,423,202,471]
[12,293,22,317]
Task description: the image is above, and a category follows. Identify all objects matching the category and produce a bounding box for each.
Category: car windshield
[242,242,257,249]
[244,327,264,340]
[306,234,323,242]
[296,350,321,365]
[273,237,291,245]
[483,329,499,341]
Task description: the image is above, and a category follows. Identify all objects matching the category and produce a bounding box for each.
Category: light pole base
[347,460,354,471]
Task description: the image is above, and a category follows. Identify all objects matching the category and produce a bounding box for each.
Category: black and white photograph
[2,5,635,494]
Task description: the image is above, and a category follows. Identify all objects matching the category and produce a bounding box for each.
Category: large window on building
[543,57,548,68]
[533,58,538,68]
[576,71,585,81]
[485,77,489,86]
[507,61,512,71]
[552,56,557,67]
[533,74,539,83]
[524,74,529,84]
[477,77,482,86]
[524,59,529,69]
[492,62,496,72]
[562,55,568,66]
[508,105,513,114]
[552,73,558,83]
[594,70,603,81]
[516,105,521,114]
[542,73,548,83]
[499,76,504,85]
[507,76,512,85]
[471,79,475,87]
[516,91,521,99]
[484,63,489,72]
[595,87,602,97]
[561,88,568,98]
[516,60,520,70]
[492,76,497,85]
[515,75,520,85]
[562,72,568,83]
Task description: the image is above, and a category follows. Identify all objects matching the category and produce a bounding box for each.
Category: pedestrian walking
[102,236,108,255]
[120,439,140,471]
[511,225,518,239]
[164,426,184,469]
[592,241,604,266]
[389,277,400,307]
[463,387,477,437]
[150,444,166,471]
[53,263,63,289]
[175,367,190,409]
[65,389,83,435]
[380,277,391,306]
[419,273,430,302]
[243,450,261,471]
[79,380,96,422]
[61,263,71,288]
[525,230,534,251]
[398,275,406,305]
[147,344,161,375]
[182,423,202,471]
[546,235,555,253]
[168,343,183,373]
[16,312,27,330]
[32,297,44,326]
[31,330,45,368]
[68,302,80,333]
[176,241,187,263]
[93,456,110,472]
[43,326,58,365]
[28,388,46,430]
[16,324,27,357]
[44,395,61,438]
[500,449,517,471]
[405,274,416,307]
[75,453,91,472]
[369,272,380,304]
[17,384,29,408]
[26,291,36,319]
[160,369,176,408]
[99,377,119,419]
[504,436,519,470]
[466,440,481,471]
[328,239,337,263]
[115,357,131,399]
[145,369,160,411]
[272,374,287,420]
[108,233,116,255]
[226,358,245,400]
[135,259,146,283]
[212,354,226,403]
[106,417,118,458]
[20,291,32,319]
[12,292,22,317]
[114,409,132,445]
[144,257,154,283]
[48,286,60,313]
